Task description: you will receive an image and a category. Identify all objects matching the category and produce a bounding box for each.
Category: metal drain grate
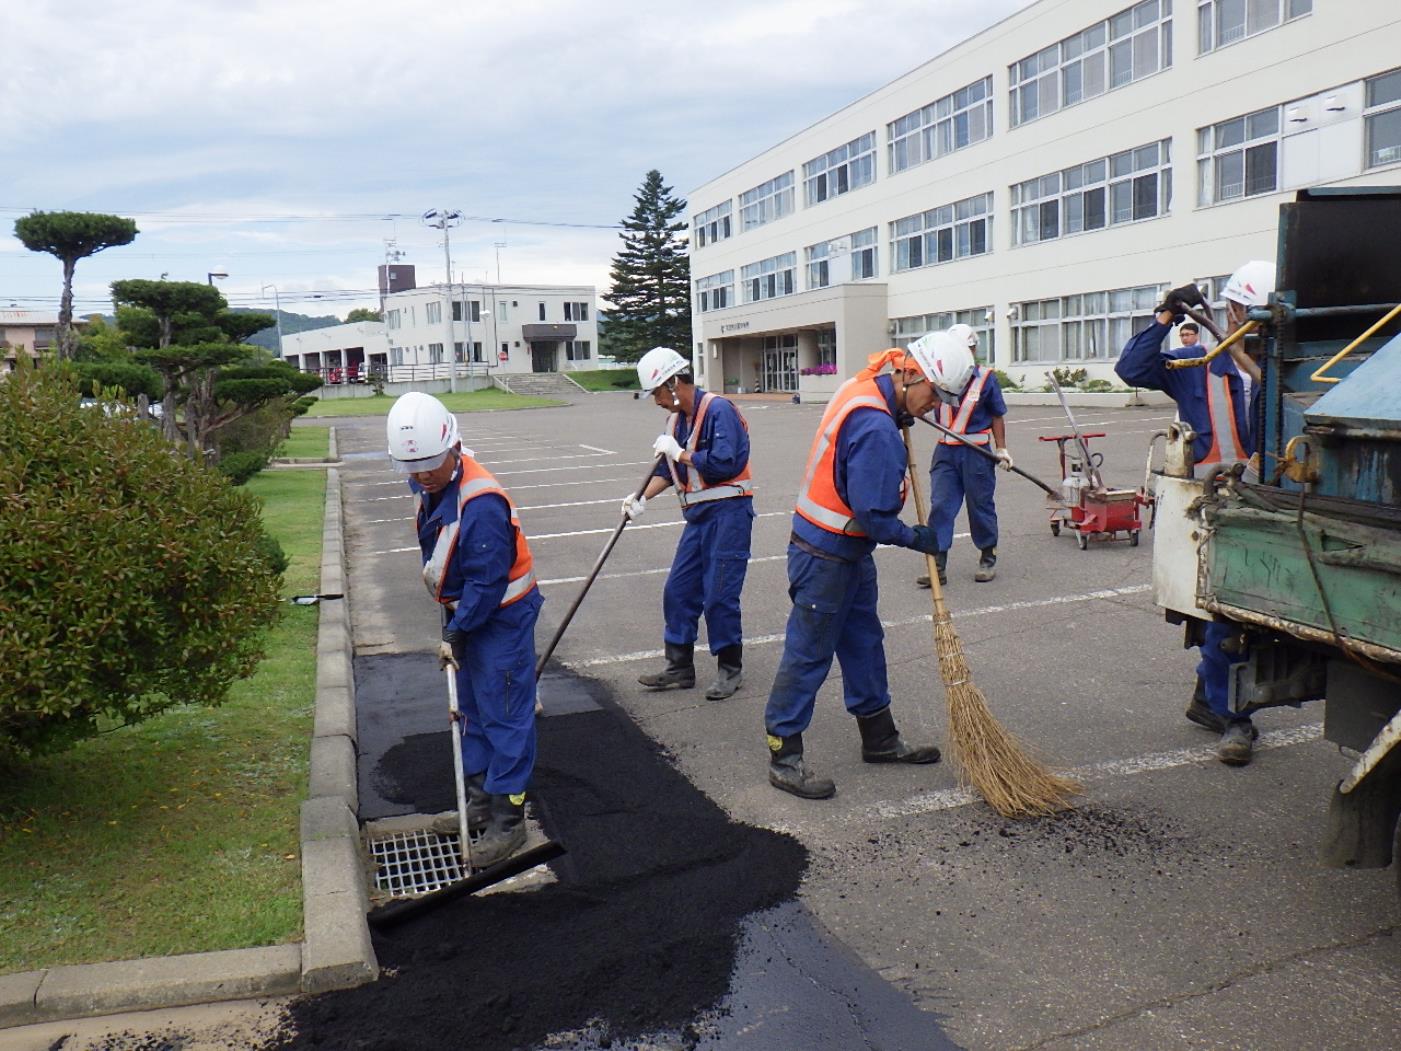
[368,828,475,898]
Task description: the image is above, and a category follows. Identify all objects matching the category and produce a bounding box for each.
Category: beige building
[0,310,87,372]
[687,0,1401,401]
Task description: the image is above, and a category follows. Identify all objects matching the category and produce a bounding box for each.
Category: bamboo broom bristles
[903,425,1080,818]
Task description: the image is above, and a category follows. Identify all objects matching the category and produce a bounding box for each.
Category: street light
[207,271,228,286]
[260,284,284,358]
[421,208,464,392]
[494,241,507,284]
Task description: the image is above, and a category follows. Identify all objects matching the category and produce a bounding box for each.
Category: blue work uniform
[653,389,755,653]
[929,368,1007,553]
[767,374,919,738]
[1115,320,1257,726]
[414,468,543,796]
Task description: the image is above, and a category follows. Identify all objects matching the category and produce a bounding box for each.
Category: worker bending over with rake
[624,347,755,701]
[764,340,950,799]
[916,323,1012,587]
[1114,261,1275,767]
[387,392,543,867]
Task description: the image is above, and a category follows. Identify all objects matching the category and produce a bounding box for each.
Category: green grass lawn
[0,469,326,973]
[303,389,562,417]
[567,367,638,392]
[275,426,331,460]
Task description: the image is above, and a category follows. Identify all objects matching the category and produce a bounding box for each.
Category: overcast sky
[1,0,1028,319]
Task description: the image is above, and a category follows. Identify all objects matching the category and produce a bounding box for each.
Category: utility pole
[260,284,283,358]
[494,241,506,284]
[421,209,463,393]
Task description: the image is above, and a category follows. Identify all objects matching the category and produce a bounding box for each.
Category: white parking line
[495,460,655,477]
[561,583,1153,667]
[478,451,614,466]
[578,444,616,455]
[870,724,1324,820]
[348,460,651,488]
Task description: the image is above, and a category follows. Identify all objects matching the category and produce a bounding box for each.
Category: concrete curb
[1002,390,1174,408]
[0,461,376,1031]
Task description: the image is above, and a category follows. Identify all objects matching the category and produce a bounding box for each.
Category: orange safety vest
[936,368,991,444]
[665,392,754,508]
[420,456,537,610]
[1197,371,1248,466]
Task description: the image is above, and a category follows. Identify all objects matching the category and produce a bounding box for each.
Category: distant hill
[231,307,344,353]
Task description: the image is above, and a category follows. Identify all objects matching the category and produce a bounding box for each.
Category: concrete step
[500,373,585,397]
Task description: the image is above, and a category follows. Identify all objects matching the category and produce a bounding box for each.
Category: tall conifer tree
[604,170,691,363]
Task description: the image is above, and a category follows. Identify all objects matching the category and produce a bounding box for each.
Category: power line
[0,205,622,230]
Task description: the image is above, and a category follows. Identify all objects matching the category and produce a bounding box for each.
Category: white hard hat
[1223,260,1277,308]
[945,323,978,349]
[636,346,690,394]
[386,391,460,474]
[907,331,975,394]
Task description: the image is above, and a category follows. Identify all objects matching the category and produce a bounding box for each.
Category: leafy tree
[346,307,382,323]
[12,211,138,360]
[0,359,283,756]
[605,170,691,363]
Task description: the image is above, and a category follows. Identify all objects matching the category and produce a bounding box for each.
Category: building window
[738,172,795,231]
[1011,284,1164,363]
[1197,105,1280,204]
[888,76,993,174]
[428,342,444,364]
[696,270,734,313]
[1012,139,1171,245]
[891,309,994,365]
[803,131,876,206]
[452,301,482,322]
[471,342,484,363]
[426,301,442,325]
[761,334,799,393]
[565,340,592,361]
[390,346,404,366]
[805,227,879,289]
[741,252,797,304]
[693,201,733,248]
[1009,0,1172,129]
[386,309,401,330]
[891,193,993,272]
[538,302,546,321]
[1198,0,1311,54]
[563,301,589,321]
[1366,68,1401,169]
[816,329,837,368]
[454,341,464,362]
[495,300,509,323]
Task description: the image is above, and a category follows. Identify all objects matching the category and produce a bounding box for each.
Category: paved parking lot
[338,391,1400,1051]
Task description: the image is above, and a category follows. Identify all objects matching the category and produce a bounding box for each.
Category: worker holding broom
[762,340,950,799]
[916,323,1012,587]
[1114,261,1276,766]
[386,391,542,867]
[623,346,755,701]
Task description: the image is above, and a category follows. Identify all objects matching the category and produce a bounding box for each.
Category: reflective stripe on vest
[420,460,537,609]
[1198,371,1247,467]
[937,368,991,445]
[793,379,891,536]
[665,392,755,509]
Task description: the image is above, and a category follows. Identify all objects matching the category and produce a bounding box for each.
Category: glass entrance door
[761,334,798,392]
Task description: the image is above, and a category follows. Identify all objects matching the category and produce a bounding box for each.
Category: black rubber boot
[638,642,696,690]
[916,551,948,588]
[472,793,527,868]
[974,548,997,583]
[430,770,491,836]
[1217,719,1259,767]
[857,706,942,765]
[704,644,743,701]
[767,733,836,799]
[1184,676,1226,734]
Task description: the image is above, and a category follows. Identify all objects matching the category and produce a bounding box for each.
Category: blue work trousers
[663,499,753,653]
[1197,621,1250,725]
[930,444,998,552]
[454,590,542,796]
[765,546,890,738]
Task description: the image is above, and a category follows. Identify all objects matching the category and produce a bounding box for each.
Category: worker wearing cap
[386,391,542,867]
[1114,260,1276,766]
[623,347,755,701]
[764,339,948,799]
[918,323,1012,587]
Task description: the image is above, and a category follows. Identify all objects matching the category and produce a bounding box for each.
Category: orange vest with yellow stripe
[420,456,536,610]
[794,375,905,537]
[665,392,754,508]
[936,368,991,444]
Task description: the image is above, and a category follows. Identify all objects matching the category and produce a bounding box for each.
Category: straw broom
[903,425,1080,818]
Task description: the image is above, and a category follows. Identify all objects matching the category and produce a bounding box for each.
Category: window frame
[738,172,796,232]
[740,252,798,305]
[1197,0,1312,55]
[803,132,877,206]
[693,201,734,248]
[1012,139,1172,245]
[887,77,994,175]
[890,193,994,273]
[695,270,735,313]
[1196,104,1282,205]
[1364,68,1401,170]
[891,308,995,365]
[1010,283,1165,363]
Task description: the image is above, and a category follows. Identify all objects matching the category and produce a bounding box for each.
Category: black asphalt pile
[266,676,808,1051]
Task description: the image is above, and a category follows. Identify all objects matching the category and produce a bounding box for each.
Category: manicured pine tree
[605,170,692,364]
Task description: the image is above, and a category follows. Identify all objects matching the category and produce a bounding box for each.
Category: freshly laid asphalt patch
[262,669,958,1050]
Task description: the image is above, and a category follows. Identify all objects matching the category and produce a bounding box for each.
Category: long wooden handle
[902,426,949,620]
[916,415,1058,497]
[533,456,662,679]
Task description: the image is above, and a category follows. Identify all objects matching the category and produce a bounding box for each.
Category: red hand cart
[1039,431,1150,550]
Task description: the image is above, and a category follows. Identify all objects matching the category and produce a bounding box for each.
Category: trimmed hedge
[0,363,284,756]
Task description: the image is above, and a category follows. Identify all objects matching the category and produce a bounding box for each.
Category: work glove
[1155,282,1207,319]
[439,627,466,670]
[909,524,941,556]
[995,447,1015,471]
[652,434,684,461]
[621,494,647,521]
